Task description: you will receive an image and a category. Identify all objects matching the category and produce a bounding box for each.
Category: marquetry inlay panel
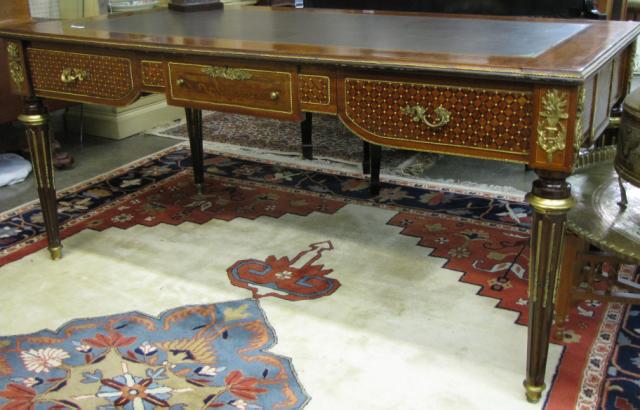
[300,74,330,105]
[142,60,165,88]
[27,48,133,100]
[344,78,533,153]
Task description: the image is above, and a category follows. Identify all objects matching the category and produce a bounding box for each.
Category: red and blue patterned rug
[0,144,636,409]
[0,300,308,409]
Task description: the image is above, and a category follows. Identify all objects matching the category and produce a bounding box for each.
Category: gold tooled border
[167,62,294,115]
[300,74,331,106]
[342,77,532,156]
[28,48,135,101]
[141,60,165,88]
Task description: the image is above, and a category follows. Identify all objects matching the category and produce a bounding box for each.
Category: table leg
[369,144,381,196]
[19,98,62,260]
[301,112,313,160]
[524,170,574,402]
[362,141,371,175]
[185,108,204,195]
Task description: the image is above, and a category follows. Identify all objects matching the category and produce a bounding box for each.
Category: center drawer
[167,62,299,120]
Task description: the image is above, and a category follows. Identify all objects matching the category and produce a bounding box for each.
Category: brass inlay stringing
[530,219,543,304]
[7,42,25,87]
[401,104,451,128]
[552,222,568,305]
[60,68,89,84]
[542,221,557,309]
[201,66,253,81]
[573,86,586,154]
[537,89,569,163]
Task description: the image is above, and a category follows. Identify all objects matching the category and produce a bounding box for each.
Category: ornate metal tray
[568,148,640,263]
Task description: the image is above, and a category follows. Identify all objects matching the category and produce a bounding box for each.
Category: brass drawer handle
[401,104,451,128]
[270,91,279,101]
[176,78,185,87]
[201,66,253,81]
[60,68,88,84]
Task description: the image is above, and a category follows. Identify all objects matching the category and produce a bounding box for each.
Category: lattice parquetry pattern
[300,74,330,105]
[142,61,165,87]
[344,78,533,153]
[27,48,133,100]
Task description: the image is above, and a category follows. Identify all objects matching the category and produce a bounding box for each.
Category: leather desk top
[0,7,639,81]
[82,9,588,58]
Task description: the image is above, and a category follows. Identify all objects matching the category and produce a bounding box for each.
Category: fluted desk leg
[185,108,204,195]
[19,98,62,260]
[524,170,574,403]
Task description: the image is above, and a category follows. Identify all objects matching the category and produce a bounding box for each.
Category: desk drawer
[167,62,298,120]
[26,48,135,103]
[340,76,534,160]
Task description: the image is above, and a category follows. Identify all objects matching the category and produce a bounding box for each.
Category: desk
[1,6,638,402]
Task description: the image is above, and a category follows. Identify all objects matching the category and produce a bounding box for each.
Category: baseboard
[66,94,185,140]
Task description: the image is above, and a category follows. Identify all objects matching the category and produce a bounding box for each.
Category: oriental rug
[0,143,635,409]
[0,300,308,409]
[150,112,533,197]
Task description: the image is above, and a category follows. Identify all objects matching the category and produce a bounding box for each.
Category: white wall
[29,0,61,18]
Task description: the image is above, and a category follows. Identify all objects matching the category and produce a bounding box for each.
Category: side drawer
[26,48,137,104]
[339,75,534,163]
[167,62,300,120]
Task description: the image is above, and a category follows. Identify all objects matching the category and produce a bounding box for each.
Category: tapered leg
[20,98,61,260]
[301,112,313,160]
[524,170,574,403]
[369,144,381,196]
[185,108,204,195]
[362,141,371,174]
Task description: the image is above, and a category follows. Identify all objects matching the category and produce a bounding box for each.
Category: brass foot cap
[195,183,204,196]
[49,246,63,260]
[523,381,546,403]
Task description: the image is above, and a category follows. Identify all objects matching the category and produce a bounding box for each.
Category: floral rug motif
[227,241,339,301]
[0,300,309,409]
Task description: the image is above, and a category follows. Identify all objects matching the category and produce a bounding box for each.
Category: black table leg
[185,108,204,195]
[362,140,371,174]
[301,112,313,160]
[369,143,381,196]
